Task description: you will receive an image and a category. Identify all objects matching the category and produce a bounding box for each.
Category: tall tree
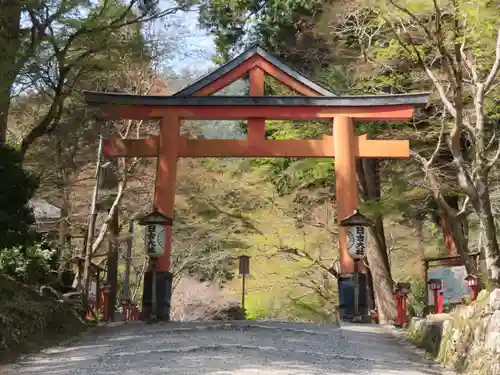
[0,0,184,150]
[373,0,500,286]
[0,144,37,249]
[186,0,332,70]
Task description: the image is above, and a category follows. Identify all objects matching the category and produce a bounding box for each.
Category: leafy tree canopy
[0,144,38,249]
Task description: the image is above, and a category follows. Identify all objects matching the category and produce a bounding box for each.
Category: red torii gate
[84,45,428,320]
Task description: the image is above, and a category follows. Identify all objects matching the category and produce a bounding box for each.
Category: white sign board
[145,223,165,257]
[88,280,97,302]
[427,266,469,305]
[346,225,367,259]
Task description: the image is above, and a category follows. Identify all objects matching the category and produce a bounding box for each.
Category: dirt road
[2,321,451,374]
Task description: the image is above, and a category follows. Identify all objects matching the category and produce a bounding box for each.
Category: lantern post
[135,208,173,322]
[465,274,480,301]
[428,278,443,313]
[339,209,373,323]
[394,282,411,326]
[101,282,111,322]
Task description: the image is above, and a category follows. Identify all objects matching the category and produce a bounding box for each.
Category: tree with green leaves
[183,0,332,70]
[0,144,37,249]
[346,0,500,287]
[0,0,186,152]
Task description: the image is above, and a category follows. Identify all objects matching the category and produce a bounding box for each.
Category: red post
[99,288,105,314]
[402,295,407,325]
[428,278,443,314]
[471,286,478,301]
[396,293,403,326]
[394,282,411,327]
[102,282,110,322]
[121,299,128,321]
[437,291,444,313]
[433,289,439,313]
[465,274,480,302]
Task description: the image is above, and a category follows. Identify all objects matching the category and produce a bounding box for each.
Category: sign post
[340,209,373,323]
[239,255,250,311]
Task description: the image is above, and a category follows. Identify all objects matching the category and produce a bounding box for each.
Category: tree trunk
[450,217,474,274]
[106,207,119,321]
[439,196,460,256]
[356,158,397,323]
[440,215,457,255]
[477,188,500,287]
[82,135,104,308]
[431,197,474,273]
[0,0,21,144]
[412,217,426,279]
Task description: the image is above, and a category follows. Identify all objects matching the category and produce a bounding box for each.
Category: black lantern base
[337,273,369,321]
[142,271,173,321]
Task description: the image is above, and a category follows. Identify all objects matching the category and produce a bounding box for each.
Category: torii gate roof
[83,45,428,111]
[172,44,336,97]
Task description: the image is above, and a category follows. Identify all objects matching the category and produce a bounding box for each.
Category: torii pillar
[334,116,358,275]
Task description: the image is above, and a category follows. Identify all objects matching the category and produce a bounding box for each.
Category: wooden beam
[178,53,329,97]
[192,55,260,96]
[257,59,322,96]
[103,135,409,159]
[103,138,158,157]
[248,67,266,142]
[99,104,415,121]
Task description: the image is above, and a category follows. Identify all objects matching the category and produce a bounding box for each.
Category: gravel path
[1,321,451,375]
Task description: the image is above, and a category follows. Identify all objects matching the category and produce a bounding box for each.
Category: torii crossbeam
[84,45,428,321]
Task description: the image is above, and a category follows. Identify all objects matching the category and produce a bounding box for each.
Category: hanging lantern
[339,209,374,260]
[135,209,173,258]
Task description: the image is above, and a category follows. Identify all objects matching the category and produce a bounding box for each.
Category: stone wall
[408,289,500,375]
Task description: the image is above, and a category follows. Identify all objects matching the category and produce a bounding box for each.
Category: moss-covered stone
[0,276,87,363]
[407,289,500,374]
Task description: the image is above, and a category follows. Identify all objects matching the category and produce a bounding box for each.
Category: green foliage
[193,0,331,69]
[172,238,239,285]
[0,243,58,286]
[405,277,427,318]
[0,145,37,249]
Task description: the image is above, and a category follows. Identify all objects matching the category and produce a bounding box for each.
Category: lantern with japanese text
[339,209,374,260]
[135,209,173,258]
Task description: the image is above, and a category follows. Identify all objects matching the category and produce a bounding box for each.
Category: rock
[486,310,500,353]
[489,289,500,311]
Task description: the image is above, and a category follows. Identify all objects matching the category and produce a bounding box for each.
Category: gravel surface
[1,321,451,375]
